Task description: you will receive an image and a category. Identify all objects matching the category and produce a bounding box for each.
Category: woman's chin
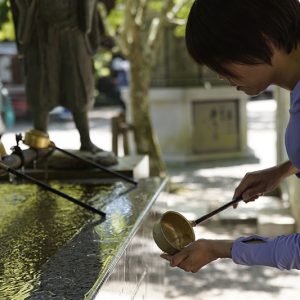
[239,87,263,97]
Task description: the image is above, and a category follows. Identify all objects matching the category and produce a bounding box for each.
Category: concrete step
[257,213,296,236]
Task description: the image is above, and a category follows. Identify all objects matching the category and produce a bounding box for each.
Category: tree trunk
[129,57,166,177]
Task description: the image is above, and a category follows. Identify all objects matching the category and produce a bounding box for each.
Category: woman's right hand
[232,161,298,208]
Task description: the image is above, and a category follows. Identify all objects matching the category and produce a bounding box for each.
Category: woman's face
[218,62,276,96]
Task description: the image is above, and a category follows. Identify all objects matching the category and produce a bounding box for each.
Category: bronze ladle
[153,196,243,254]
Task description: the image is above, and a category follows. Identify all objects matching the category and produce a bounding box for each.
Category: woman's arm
[232,234,300,270]
[161,234,300,272]
[232,160,299,207]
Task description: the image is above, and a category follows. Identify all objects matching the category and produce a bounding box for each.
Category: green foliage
[0,0,15,41]
[94,51,112,78]
[176,1,192,19]
[106,9,124,35]
[103,0,193,38]
[174,25,185,37]
[148,0,165,12]
[173,1,193,37]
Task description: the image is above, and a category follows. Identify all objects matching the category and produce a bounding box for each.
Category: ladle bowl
[153,211,195,255]
[153,196,243,254]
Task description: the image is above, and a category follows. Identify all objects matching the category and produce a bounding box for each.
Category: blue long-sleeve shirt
[232,81,300,270]
[286,79,300,174]
[232,234,300,270]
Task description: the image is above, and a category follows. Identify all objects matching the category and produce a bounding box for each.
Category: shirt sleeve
[231,234,300,270]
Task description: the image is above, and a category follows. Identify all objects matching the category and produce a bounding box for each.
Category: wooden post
[119,113,129,155]
[111,112,133,156]
[111,116,119,155]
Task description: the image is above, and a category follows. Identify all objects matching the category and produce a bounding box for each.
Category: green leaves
[0,0,15,41]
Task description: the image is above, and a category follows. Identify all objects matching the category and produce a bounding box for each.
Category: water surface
[0,181,123,299]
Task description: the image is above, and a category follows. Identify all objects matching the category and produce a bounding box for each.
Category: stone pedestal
[123,86,252,163]
[23,154,149,181]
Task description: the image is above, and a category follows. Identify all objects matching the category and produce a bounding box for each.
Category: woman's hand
[232,161,298,208]
[161,239,233,273]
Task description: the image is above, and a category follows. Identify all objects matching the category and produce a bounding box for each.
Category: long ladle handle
[0,161,106,218]
[54,146,138,186]
[193,196,243,226]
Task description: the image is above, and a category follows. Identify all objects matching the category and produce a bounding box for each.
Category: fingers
[160,240,218,273]
[242,187,264,202]
[160,252,188,267]
[232,195,243,209]
[233,173,262,198]
[233,202,239,209]
[233,173,251,200]
[233,172,266,207]
[244,195,260,203]
[232,168,273,203]
[232,193,262,209]
[161,252,195,272]
[177,255,192,272]
[160,253,172,261]
[171,253,189,267]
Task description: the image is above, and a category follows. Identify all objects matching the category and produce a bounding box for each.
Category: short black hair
[186,0,300,77]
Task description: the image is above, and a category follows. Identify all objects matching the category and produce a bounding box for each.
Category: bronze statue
[11,0,111,155]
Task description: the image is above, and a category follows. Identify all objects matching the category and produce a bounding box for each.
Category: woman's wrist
[210,240,233,259]
[277,160,299,178]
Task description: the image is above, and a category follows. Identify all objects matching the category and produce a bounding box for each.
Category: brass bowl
[152,211,195,255]
[24,129,51,149]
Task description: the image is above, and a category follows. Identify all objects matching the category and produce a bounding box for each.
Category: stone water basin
[0,178,166,299]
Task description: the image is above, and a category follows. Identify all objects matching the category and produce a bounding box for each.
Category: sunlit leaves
[0,0,15,41]
[94,51,112,77]
[0,11,15,41]
[106,9,124,35]
[148,0,165,12]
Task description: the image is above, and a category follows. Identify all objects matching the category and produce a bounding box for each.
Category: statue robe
[11,0,103,113]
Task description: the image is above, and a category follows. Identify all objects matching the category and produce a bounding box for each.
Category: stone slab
[257,214,296,237]
[18,155,149,181]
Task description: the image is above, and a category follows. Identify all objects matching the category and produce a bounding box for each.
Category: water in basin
[0,181,125,299]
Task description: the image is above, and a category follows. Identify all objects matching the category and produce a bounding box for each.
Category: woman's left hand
[160,239,233,273]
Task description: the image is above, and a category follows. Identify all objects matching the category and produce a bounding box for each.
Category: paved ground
[2,100,300,299]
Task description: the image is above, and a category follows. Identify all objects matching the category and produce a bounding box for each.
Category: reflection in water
[92,195,134,286]
[91,186,167,300]
[0,182,125,300]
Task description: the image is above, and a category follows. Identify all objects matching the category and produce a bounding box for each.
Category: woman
[161,0,300,273]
